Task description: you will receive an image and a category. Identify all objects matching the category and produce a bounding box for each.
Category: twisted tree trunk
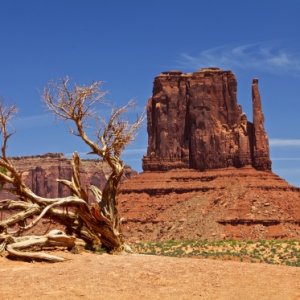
[0,80,143,261]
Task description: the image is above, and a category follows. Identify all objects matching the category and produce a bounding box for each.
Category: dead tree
[0,80,143,261]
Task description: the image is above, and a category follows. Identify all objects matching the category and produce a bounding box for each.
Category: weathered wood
[5,230,76,262]
[0,83,143,261]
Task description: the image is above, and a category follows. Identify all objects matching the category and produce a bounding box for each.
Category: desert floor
[1,252,300,300]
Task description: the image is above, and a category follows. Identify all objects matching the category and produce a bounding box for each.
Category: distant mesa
[9,152,65,160]
[143,68,271,172]
[1,154,136,199]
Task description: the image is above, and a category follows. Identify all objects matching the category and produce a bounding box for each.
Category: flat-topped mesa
[9,152,65,160]
[1,154,136,199]
[142,68,271,171]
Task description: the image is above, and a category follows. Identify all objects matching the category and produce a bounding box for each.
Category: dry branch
[43,78,144,251]
[5,230,76,262]
[0,79,143,261]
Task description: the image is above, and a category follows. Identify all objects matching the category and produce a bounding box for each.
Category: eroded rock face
[252,79,272,170]
[1,153,136,198]
[143,68,271,171]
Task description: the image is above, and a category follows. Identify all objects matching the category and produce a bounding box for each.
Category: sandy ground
[0,252,300,300]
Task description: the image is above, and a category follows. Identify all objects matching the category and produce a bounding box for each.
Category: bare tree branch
[20,197,87,232]
[43,78,144,252]
[5,230,76,262]
[0,100,17,162]
[0,78,143,261]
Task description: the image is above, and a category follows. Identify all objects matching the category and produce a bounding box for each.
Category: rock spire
[252,78,272,170]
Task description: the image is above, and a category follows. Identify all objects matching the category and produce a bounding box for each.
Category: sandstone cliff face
[1,153,136,199]
[143,68,271,171]
[252,79,272,170]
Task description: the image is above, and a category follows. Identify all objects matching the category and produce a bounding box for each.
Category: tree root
[4,230,76,262]
[0,92,144,257]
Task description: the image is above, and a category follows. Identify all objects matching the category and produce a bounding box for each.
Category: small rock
[220,233,227,239]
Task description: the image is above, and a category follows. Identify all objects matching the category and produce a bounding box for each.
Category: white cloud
[177,43,300,74]
[269,138,300,147]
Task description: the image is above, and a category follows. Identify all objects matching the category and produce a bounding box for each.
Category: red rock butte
[143,68,271,172]
[118,68,300,241]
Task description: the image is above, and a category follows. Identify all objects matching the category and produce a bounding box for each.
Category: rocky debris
[118,168,300,241]
[143,68,271,171]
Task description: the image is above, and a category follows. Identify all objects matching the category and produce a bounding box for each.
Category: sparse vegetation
[133,240,300,267]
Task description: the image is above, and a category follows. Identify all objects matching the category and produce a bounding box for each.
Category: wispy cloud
[123,148,146,155]
[272,157,300,161]
[270,138,300,147]
[177,43,300,74]
[274,168,300,176]
[13,113,55,129]
[64,148,147,158]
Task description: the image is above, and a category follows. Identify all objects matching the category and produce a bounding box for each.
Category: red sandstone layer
[119,168,300,241]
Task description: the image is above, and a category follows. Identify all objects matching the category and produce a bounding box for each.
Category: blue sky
[0,0,300,186]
